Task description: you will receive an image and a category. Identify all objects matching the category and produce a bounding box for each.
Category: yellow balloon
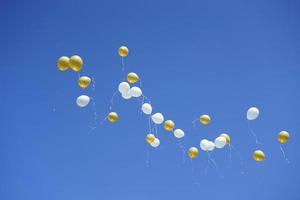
[199,114,211,125]
[127,72,139,83]
[146,134,155,143]
[188,147,199,158]
[78,76,91,88]
[253,150,265,162]
[220,133,230,144]
[278,131,289,143]
[57,56,70,71]
[164,120,175,131]
[69,55,83,72]
[107,112,118,123]
[118,46,129,57]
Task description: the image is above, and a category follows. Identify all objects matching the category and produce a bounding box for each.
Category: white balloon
[129,86,142,97]
[200,139,209,151]
[121,91,132,100]
[76,95,90,107]
[247,107,259,120]
[118,82,130,94]
[141,103,152,115]
[151,113,164,124]
[207,141,215,151]
[150,138,160,148]
[174,129,185,138]
[214,136,226,149]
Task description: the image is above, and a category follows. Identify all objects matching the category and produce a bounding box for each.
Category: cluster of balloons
[118,73,142,99]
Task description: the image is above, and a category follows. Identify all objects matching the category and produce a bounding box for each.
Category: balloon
[199,114,211,125]
[69,55,83,72]
[129,86,142,97]
[78,76,91,88]
[141,103,152,115]
[146,133,155,143]
[188,147,199,158]
[150,138,160,148]
[76,95,90,107]
[151,113,164,124]
[121,91,132,100]
[108,112,118,123]
[253,150,265,161]
[220,133,230,144]
[127,72,139,83]
[118,82,130,94]
[207,141,215,151]
[57,56,69,71]
[200,139,209,151]
[247,107,259,120]
[278,131,289,143]
[164,120,175,131]
[118,46,129,57]
[215,136,226,149]
[174,129,185,138]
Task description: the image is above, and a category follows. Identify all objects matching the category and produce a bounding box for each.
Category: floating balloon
[146,133,155,143]
[141,103,152,115]
[215,136,226,149]
[127,72,139,83]
[129,86,142,97]
[150,138,160,148]
[207,141,215,151]
[151,113,164,124]
[200,139,209,151]
[188,147,199,158]
[174,129,185,138]
[69,55,83,72]
[121,91,132,100]
[118,82,130,94]
[164,120,175,131]
[57,56,70,71]
[247,107,259,120]
[108,112,118,123]
[253,150,265,161]
[278,131,289,143]
[76,95,90,107]
[78,76,91,88]
[199,114,211,125]
[118,46,129,57]
[220,133,230,144]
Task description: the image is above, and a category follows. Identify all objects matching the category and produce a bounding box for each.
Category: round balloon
[253,150,265,161]
[220,133,230,144]
[108,112,118,123]
[215,136,226,149]
[151,113,164,124]
[164,120,175,131]
[200,139,209,151]
[118,46,129,57]
[141,103,152,115]
[207,141,215,151]
[247,107,259,120]
[76,95,90,107]
[188,147,199,158]
[57,56,70,71]
[127,72,139,83]
[118,82,130,94]
[174,129,185,138]
[278,131,289,143]
[200,114,211,125]
[78,76,91,88]
[69,55,83,72]
[121,91,132,100]
[129,86,142,97]
[150,138,160,148]
[146,133,155,143]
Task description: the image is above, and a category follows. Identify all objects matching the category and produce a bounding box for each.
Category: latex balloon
[141,103,152,115]
[151,113,164,124]
[78,76,91,88]
[129,86,142,97]
[199,114,211,125]
[207,141,215,151]
[174,129,185,138]
[127,72,139,83]
[278,131,289,143]
[150,138,160,148]
[247,107,259,120]
[146,133,155,143]
[220,133,230,144]
[121,91,132,100]
[57,56,70,71]
[164,120,175,131]
[69,55,83,72]
[76,95,90,107]
[108,112,118,123]
[200,139,209,151]
[253,150,265,161]
[118,82,130,94]
[188,147,199,158]
[118,46,129,57]
[215,136,226,149]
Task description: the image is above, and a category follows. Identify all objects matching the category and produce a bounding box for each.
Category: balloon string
[230,144,246,175]
[146,144,150,168]
[228,144,232,168]
[247,121,262,145]
[90,78,99,128]
[207,152,223,178]
[178,141,186,164]
[192,118,198,130]
[279,145,290,164]
[109,90,119,110]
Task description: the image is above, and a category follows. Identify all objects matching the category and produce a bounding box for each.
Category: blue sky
[0,0,299,199]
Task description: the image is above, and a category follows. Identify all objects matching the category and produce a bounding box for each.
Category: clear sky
[0,0,299,199]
